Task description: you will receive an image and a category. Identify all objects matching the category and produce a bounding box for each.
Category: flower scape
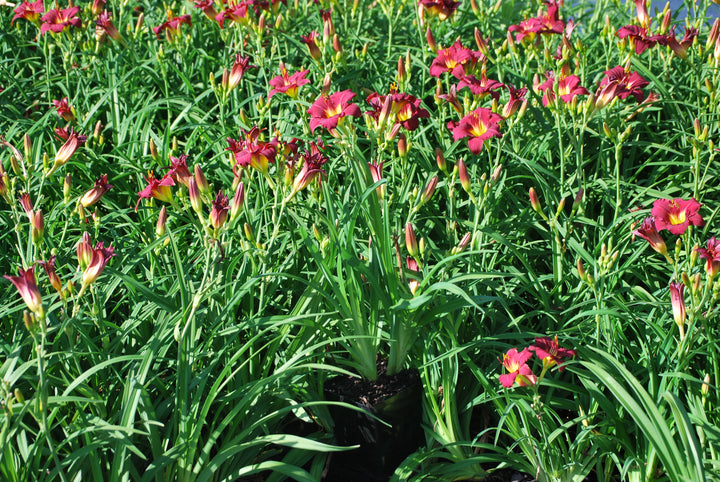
[1,0,720,479]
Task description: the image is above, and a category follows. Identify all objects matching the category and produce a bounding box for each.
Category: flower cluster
[499,336,576,388]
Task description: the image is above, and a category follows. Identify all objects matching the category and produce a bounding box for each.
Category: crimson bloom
[529,336,576,370]
[499,348,537,388]
[450,107,503,154]
[210,190,230,230]
[80,174,113,208]
[429,40,480,79]
[12,1,44,25]
[80,242,116,295]
[4,266,43,317]
[215,1,252,28]
[40,6,82,35]
[153,14,192,41]
[595,66,649,108]
[37,256,63,296]
[508,0,564,43]
[293,141,328,192]
[650,198,704,235]
[657,26,698,60]
[633,216,668,257]
[226,127,278,174]
[301,31,322,61]
[458,74,505,100]
[418,0,460,21]
[49,129,86,175]
[225,54,256,93]
[365,86,429,134]
[52,98,74,122]
[96,11,122,43]
[194,0,218,20]
[136,172,175,211]
[308,90,361,134]
[503,84,528,118]
[696,237,720,278]
[617,25,659,55]
[166,154,193,186]
[269,64,311,99]
[537,72,589,107]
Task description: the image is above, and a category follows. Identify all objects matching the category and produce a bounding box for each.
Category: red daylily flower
[696,237,720,278]
[37,256,63,295]
[450,107,503,155]
[293,141,328,192]
[96,11,122,43]
[225,54,256,92]
[651,198,704,235]
[499,348,537,388]
[49,129,86,175]
[40,6,82,35]
[669,281,686,330]
[215,1,253,28]
[194,0,218,20]
[4,266,43,317]
[529,336,576,370]
[308,90,361,134]
[368,161,385,199]
[503,84,528,118]
[365,86,429,133]
[210,190,230,230]
[538,72,589,107]
[166,154,193,187]
[52,98,74,123]
[437,84,463,114]
[80,241,115,294]
[595,66,649,108]
[656,26,698,60]
[429,40,481,79]
[458,74,505,100]
[226,127,278,174]
[80,174,113,208]
[301,31,322,61]
[136,172,175,211]
[617,25,661,55]
[153,14,192,40]
[269,64,310,99]
[418,0,460,21]
[633,216,668,256]
[508,0,564,43]
[406,256,420,295]
[12,1,44,25]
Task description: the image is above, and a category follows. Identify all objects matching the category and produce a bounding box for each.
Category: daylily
[633,217,669,257]
[194,0,218,20]
[651,198,704,235]
[40,6,82,35]
[529,336,576,370]
[166,154,193,187]
[368,161,385,199]
[292,141,328,193]
[450,107,503,154]
[696,237,720,278]
[503,84,528,118]
[77,232,94,270]
[210,190,230,230]
[153,14,192,41]
[53,98,75,123]
[80,174,113,208]
[301,31,322,61]
[37,256,64,296]
[225,54,256,93]
[499,348,537,388]
[12,1,44,25]
[4,266,44,317]
[96,11,122,43]
[226,127,278,175]
[508,0,564,44]
[669,282,686,337]
[215,1,252,28]
[80,242,116,296]
[136,172,175,211]
[49,129,86,176]
[308,90,361,134]
[595,66,649,108]
[269,63,310,99]
[458,74,505,100]
[429,40,480,78]
[617,25,660,55]
[418,0,461,21]
[406,256,420,295]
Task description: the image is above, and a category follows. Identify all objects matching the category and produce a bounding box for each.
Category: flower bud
[457,159,471,194]
[435,148,447,173]
[426,27,437,53]
[188,177,203,215]
[529,187,545,218]
[397,133,408,159]
[244,222,255,243]
[230,182,245,221]
[456,232,472,253]
[194,164,210,196]
[405,223,418,257]
[397,56,406,85]
[156,206,167,238]
[23,310,36,333]
[32,210,44,245]
[420,175,438,205]
[23,134,32,159]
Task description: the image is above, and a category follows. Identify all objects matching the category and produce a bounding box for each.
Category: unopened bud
[397,133,408,159]
[426,27,437,53]
[13,388,24,404]
[405,223,418,257]
[156,206,167,237]
[194,164,210,196]
[332,34,342,54]
[23,310,36,332]
[420,175,438,205]
[397,56,406,84]
[702,373,711,396]
[149,138,159,161]
[64,174,72,203]
[24,134,32,158]
[244,222,255,243]
[230,181,245,221]
[188,178,203,215]
[576,259,587,282]
[457,159,471,193]
[435,148,447,173]
[456,232,471,253]
[490,164,502,184]
[529,187,545,218]
[572,188,583,213]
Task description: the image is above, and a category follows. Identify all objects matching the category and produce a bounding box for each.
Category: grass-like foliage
[1,0,720,479]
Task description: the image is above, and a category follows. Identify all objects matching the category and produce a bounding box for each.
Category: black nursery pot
[323,366,423,482]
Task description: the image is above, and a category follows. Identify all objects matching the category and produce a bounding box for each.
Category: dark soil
[322,360,423,481]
